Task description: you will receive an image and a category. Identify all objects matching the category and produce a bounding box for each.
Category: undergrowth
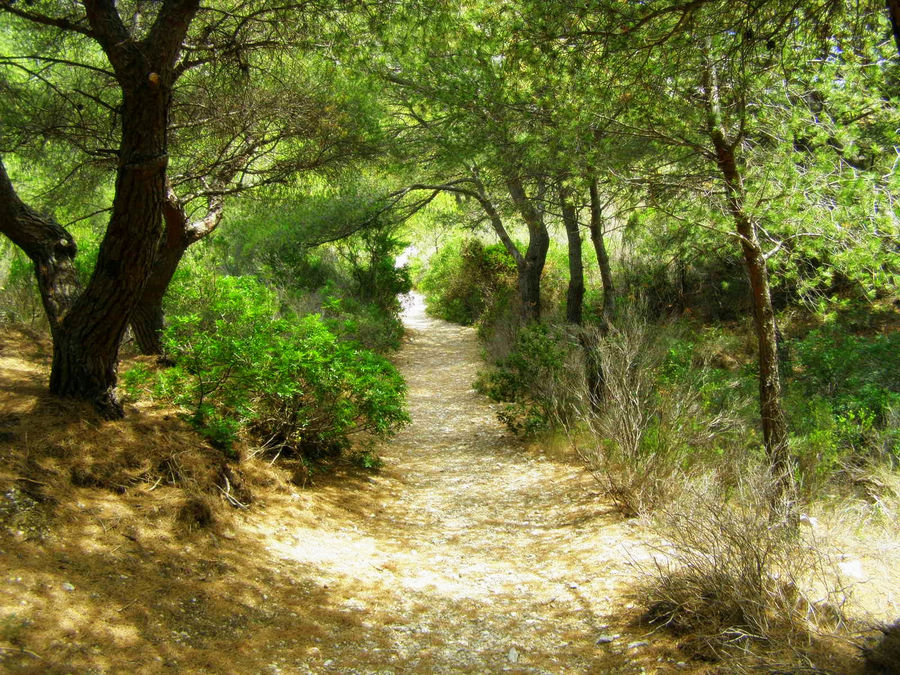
[126,274,409,462]
[639,470,855,670]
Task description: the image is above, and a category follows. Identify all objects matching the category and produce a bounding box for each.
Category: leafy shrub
[791,327,900,422]
[216,195,411,354]
[476,322,586,435]
[0,249,44,326]
[419,239,517,325]
[155,275,409,457]
[787,327,900,489]
[119,363,154,403]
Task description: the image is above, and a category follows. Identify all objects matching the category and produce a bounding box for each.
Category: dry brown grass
[634,470,871,672]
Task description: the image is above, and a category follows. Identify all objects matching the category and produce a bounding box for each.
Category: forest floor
[0,296,892,673]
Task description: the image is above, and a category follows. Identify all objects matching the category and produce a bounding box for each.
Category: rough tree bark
[559,185,584,325]
[130,185,224,355]
[0,159,81,333]
[703,59,793,498]
[505,175,550,323]
[0,0,200,417]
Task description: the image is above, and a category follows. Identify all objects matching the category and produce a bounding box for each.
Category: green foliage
[787,326,900,488]
[0,247,43,326]
[419,238,517,325]
[476,322,583,435]
[218,193,410,353]
[154,275,409,457]
[349,448,384,470]
[791,327,900,422]
[119,364,153,403]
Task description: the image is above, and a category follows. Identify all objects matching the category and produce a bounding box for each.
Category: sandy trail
[253,295,657,674]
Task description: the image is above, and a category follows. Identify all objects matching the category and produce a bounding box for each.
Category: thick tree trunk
[506,175,550,323]
[48,0,199,417]
[560,186,584,325]
[704,63,792,498]
[49,83,171,417]
[588,179,616,325]
[131,297,167,355]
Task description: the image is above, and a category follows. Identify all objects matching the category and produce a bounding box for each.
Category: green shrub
[476,322,585,435]
[786,327,899,488]
[155,275,409,457]
[790,326,900,422]
[420,239,517,325]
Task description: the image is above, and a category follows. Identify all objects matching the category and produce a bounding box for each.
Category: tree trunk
[588,179,616,324]
[888,0,900,58]
[131,187,223,355]
[0,159,81,333]
[49,83,171,416]
[704,63,792,498]
[506,175,550,323]
[517,259,544,324]
[43,0,199,417]
[560,186,584,325]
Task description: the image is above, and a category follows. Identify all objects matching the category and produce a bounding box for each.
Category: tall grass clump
[640,470,855,669]
[576,306,752,515]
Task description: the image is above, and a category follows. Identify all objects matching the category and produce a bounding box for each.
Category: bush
[476,322,587,436]
[790,327,900,423]
[787,326,900,490]
[0,249,45,327]
[151,275,409,457]
[419,239,517,325]
[217,197,411,354]
[641,471,851,668]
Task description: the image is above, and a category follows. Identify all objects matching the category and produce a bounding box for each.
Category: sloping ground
[0,299,890,673]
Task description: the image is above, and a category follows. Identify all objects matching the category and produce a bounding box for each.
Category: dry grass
[574,311,747,517]
[635,469,872,671]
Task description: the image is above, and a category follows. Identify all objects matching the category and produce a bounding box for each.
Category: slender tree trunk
[0,159,81,334]
[131,187,223,355]
[584,180,617,409]
[506,175,550,323]
[560,186,584,325]
[703,61,792,498]
[588,179,616,325]
[516,260,542,323]
[468,170,548,323]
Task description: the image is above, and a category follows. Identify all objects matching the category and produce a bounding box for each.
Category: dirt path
[250,295,664,674]
[0,298,677,675]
